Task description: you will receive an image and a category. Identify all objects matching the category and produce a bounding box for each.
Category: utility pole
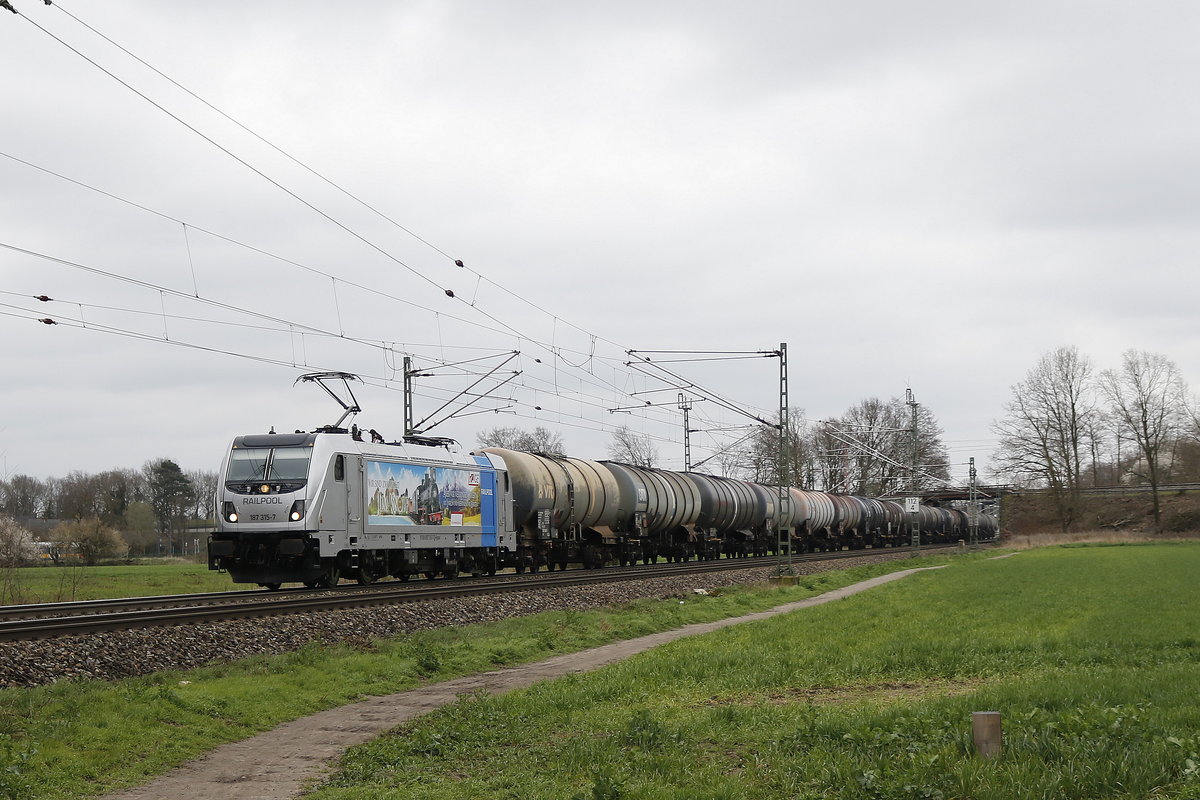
[907,388,920,553]
[678,393,694,471]
[777,342,791,574]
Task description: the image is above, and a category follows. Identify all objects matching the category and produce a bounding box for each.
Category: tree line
[991,346,1200,532]
[0,459,216,563]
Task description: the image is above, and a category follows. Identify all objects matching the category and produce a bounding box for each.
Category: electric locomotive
[207,429,515,588]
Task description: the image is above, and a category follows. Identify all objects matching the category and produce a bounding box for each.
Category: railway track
[0,545,970,641]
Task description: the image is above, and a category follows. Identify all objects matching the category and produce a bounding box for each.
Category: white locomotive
[208,429,514,588]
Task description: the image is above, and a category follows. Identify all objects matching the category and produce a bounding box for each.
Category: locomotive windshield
[268,448,312,480]
[227,447,312,482]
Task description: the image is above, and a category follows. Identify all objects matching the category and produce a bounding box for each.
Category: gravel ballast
[0,553,919,688]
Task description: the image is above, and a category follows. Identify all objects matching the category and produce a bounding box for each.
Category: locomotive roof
[232,432,318,448]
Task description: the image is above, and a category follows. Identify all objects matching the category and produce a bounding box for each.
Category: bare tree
[0,514,37,604]
[828,398,915,496]
[0,474,50,519]
[476,426,566,455]
[813,398,948,494]
[186,469,219,521]
[811,421,850,492]
[992,346,1098,531]
[757,414,809,485]
[54,471,103,521]
[49,517,128,566]
[705,411,809,483]
[122,501,158,557]
[1099,349,1188,531]
[607,425,659,468]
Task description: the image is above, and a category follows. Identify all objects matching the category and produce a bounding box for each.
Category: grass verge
[1,562,235,604]
[305,542,1200,799]
[0,552,980,800]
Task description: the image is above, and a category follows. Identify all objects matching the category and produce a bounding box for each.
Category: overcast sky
[2,1,1198,486]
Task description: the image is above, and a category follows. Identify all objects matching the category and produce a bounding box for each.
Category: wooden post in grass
[972,711,1002,758]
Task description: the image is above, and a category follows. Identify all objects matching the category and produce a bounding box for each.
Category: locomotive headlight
[223,501,239,523]
[289,499,305,522]
[259,484,271,494]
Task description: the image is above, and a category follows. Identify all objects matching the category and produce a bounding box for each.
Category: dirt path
[100,566,944,800]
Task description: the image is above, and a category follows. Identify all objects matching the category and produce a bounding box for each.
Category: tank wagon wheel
[423,571,437,580]
[397,573,411,582]
[262,582,282,591]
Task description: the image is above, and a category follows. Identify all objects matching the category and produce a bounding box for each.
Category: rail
[0,545,971,641]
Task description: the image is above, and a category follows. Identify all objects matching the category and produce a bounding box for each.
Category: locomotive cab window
[226,447,312,483]
[334,454,345,481]
[269,448,311,480]
[227,448,271,481]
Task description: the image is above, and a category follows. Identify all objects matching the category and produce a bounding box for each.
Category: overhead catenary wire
[43,0,629,361]
[0,149,672,425]
[6,8,652,409]
[0,7,753,438]
[1,5,980,476]
[13,10,457,302]
[0,233,655,424]
[2,281,692,447]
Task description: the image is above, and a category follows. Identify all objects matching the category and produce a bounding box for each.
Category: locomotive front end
[208,432,322,588]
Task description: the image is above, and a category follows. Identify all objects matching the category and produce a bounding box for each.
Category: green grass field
[3,544,1198,799]
[0,554,967,800]
[0,561,238,604]
[309,543,1200,799]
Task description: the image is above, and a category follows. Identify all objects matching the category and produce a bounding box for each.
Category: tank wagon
[207,428,997,588]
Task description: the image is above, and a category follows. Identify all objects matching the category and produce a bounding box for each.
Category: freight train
[207,426,997,588]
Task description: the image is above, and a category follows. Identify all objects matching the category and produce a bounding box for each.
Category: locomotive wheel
[423,571,437,580]
[356,569,375,586]
[515,563,526,575]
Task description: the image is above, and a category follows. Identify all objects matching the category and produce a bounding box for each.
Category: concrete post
[972,711,1002,758]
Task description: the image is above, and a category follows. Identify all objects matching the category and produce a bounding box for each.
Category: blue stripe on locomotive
[479,470,497,545]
